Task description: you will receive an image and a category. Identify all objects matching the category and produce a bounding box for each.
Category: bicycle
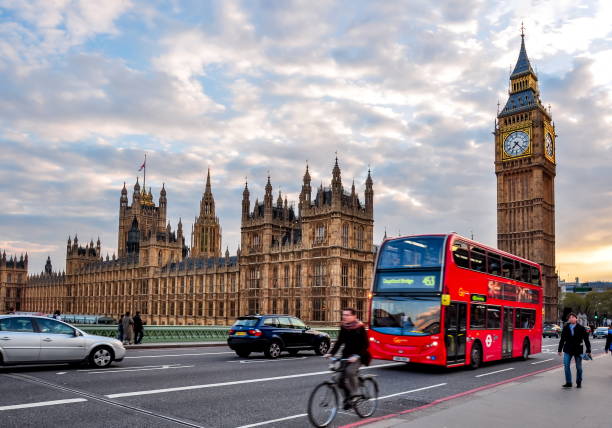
[307,357,379,427]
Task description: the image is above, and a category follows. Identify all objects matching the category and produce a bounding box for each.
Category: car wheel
[314,340,330,356]
[235,349,251,358]
[264,341,282,359]
[469,342,482,370]
[89,346,114,368]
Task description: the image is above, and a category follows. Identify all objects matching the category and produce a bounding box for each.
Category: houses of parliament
[3,160,376,325]
[1,30,561,324]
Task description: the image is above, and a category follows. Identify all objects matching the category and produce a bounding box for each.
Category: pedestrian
[121,311,134,345]
[52,309,62,321]
[133,311,144,345]
[117,314,124,342]
[324,308,371,410]
[558,312,591,388]
[605,325,612,357]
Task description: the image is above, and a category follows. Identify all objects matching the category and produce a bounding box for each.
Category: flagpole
[143,153,147,192]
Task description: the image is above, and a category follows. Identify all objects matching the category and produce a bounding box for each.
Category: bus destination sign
[471,294,487,303]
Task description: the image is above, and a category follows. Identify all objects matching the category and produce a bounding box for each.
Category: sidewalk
[359,353,612,428]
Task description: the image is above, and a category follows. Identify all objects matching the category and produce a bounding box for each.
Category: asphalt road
[1,337,608,428]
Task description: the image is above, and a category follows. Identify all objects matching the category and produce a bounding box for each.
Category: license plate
[393,356,410,362]
[235,331,247,336]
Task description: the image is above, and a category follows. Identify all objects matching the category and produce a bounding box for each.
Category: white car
[0,315,125,368]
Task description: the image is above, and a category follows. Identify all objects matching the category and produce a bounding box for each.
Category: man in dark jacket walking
[325,308,371,409]
[605,326,612,357]
[558,313,591,388]
[133,311,144,345]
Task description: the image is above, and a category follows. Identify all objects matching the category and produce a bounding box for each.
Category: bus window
[452,241,470,269]
[470,247,486,272]
[378,236,444,269]
[470,304,486,329]
[486,306,501,329]
[501,257,514,278]
[515,309,536,329]
[530,266,541,286]
[487,252,501,276]
[512,261,523,280]
[520,263,531,283]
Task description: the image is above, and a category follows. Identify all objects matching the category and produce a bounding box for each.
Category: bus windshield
[378,236,445,269]
[370,296,440,336]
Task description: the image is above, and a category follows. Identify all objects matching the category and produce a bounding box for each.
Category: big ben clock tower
[495,29,558,322]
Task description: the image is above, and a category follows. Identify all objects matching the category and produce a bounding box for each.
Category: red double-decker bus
[368,233,542,368]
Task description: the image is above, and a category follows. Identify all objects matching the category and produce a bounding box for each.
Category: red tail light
[228,329,235,335]
[248,329,262,337]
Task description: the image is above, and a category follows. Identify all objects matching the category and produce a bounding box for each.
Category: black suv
[227,315,331,358]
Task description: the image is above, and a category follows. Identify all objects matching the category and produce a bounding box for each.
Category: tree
[585,290,612,321]
[562,293,587,315]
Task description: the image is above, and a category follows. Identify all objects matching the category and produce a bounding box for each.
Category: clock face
[503,131,529,157]
[545,132,554,157]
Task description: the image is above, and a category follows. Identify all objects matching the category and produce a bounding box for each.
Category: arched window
[342,223,349,247]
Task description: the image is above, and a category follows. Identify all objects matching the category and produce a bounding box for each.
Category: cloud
[0,0,611,282]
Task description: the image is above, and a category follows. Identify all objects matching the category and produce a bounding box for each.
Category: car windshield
[596,327,607,331]
[233,318,259,327]
[370,296,440,336]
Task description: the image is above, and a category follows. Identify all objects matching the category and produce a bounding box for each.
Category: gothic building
[495,30,558,321]
[240,159,375,322]
[0,252,28,312]
[20,160,375,326]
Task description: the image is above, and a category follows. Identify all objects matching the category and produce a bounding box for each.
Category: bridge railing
[76,325,340,343]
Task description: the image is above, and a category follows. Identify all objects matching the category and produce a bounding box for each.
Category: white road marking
[531,358,554,365]
[105,362,403,399]
[378,383,447,400]
[235,413,307,428]
[89,365,194,374]
[125,351,234,359]
[228,357,308,364]
[0,398,87,411]
[56,372,67,375]
[79,364,180,372]
[475,367,515,377]
[234,382,447,427]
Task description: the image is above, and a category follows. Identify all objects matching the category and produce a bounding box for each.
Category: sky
[0,0,611,282]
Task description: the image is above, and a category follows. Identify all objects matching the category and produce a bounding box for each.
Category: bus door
[445,302,467,364]
[502,307,514,358]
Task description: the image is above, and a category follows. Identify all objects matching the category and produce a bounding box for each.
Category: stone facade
[0,252,28,312]
[19,160,375,326]
[495,32,558,322]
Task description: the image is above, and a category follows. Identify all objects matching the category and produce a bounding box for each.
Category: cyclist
[324,308,371,409]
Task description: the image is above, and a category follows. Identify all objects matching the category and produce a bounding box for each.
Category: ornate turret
[44,256,52,275]
[192,170,222,258]
[242,180,250,221]
[365,169,373,213]
[120,182,128,206]
[133,177,141,204]
[331,157,342,194]
[264,175,273,211]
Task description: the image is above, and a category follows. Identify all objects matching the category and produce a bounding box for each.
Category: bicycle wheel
[353,377,379,418]
[307,382,339,427]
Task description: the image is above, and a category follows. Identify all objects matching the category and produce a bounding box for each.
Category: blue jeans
[563,353,582,384]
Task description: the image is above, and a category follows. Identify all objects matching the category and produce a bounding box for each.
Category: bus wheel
[521,340,530,361]
[469,342,482,370]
